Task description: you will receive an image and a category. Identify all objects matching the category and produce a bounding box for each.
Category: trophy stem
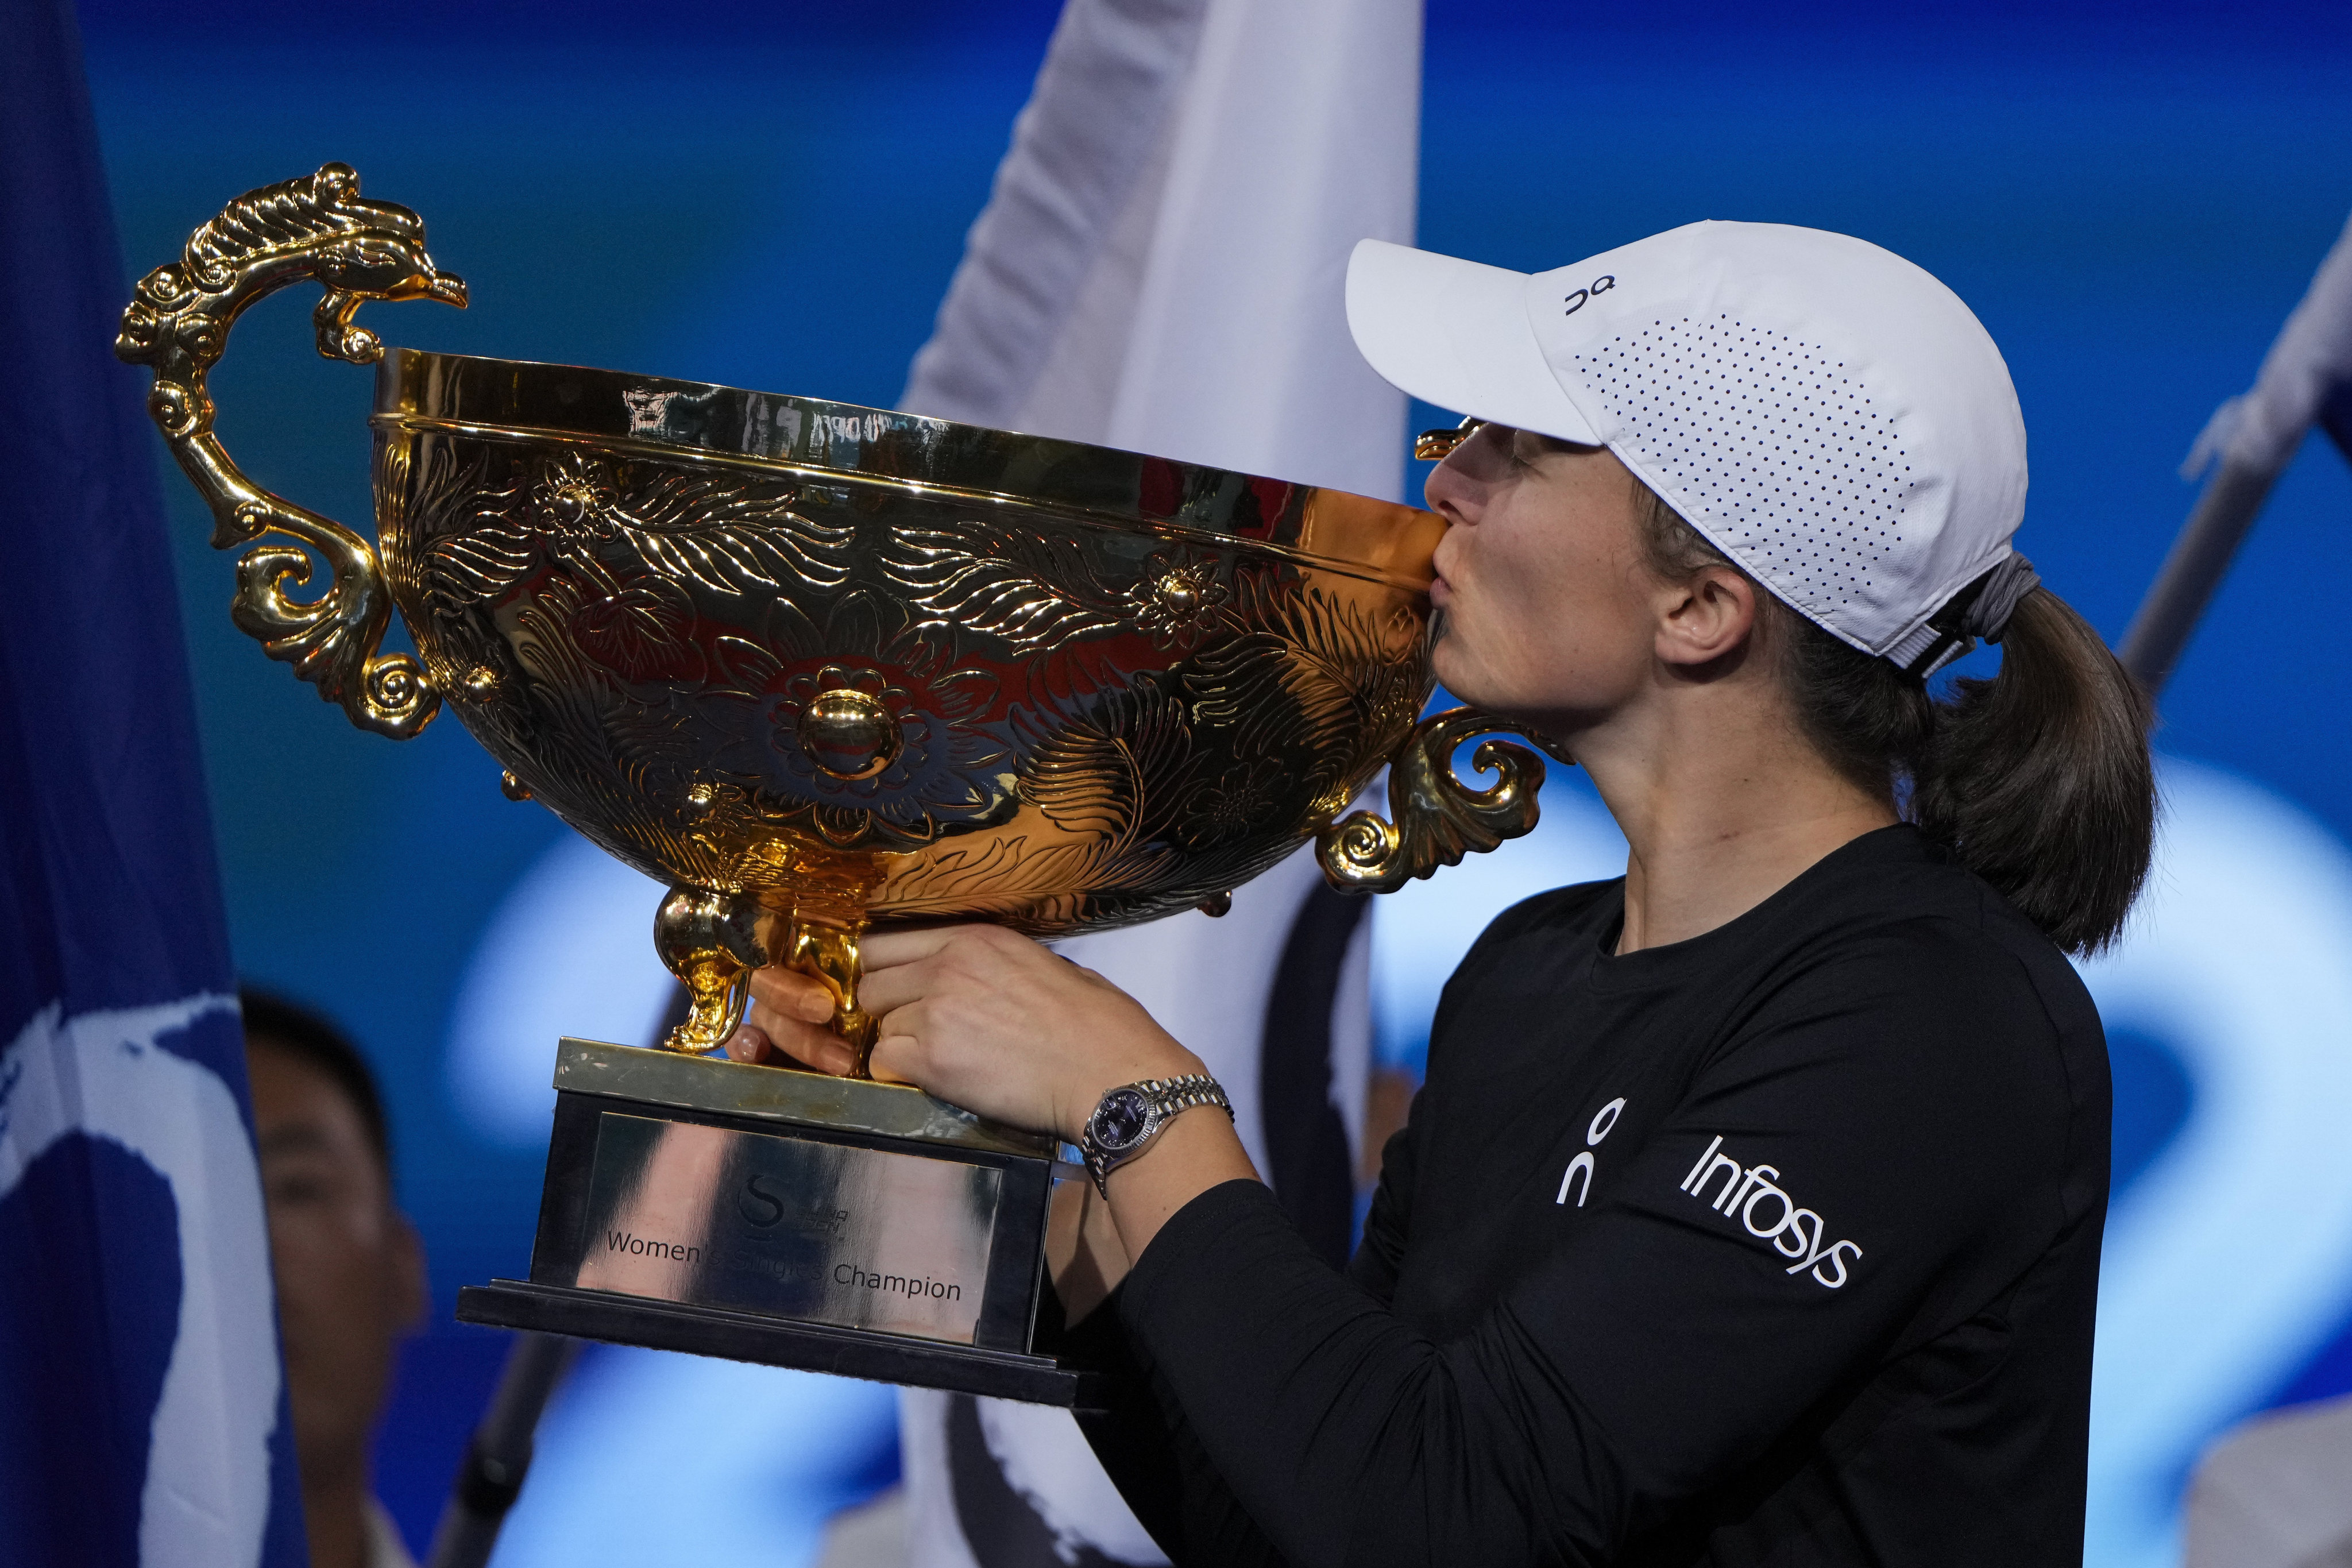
[783,917,878,1077]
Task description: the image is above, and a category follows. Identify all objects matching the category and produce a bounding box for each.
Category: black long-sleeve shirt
[1076,825,2110,1566]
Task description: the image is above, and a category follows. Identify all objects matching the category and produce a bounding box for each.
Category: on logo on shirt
[1680,1136,1863,1289]
[1555,1096,1627,1208]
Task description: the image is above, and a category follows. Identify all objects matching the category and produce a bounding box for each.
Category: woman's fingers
[733,925,1181,1140]
[786,1032,859,1077]
[866,994,956,1086]
[741,926,1025,1025]
[859,925,993,972]
[857,925,1029,1017]
[853,953,948,1019]
[747,965,837,1024]
[743,984,860,1076]
[741,962,865,1073]
[865,1025,922,1087]
[722,1023,771,1063]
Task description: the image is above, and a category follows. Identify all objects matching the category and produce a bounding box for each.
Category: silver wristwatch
[1079,1073,1233,1197]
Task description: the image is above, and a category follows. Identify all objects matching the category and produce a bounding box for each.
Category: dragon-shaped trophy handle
[115,162,467,737]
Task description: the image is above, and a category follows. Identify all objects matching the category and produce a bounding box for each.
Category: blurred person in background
[243,988,428,1568]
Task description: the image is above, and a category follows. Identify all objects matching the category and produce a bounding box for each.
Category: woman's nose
[1423,454,1482,527]
[1423,423,1513,526]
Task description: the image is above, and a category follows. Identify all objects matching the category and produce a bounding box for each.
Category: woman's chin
[1430,644,1489,709]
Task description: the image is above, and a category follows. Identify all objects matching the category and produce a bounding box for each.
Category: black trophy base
[470,1038,1100,1407]
[457,1279,1103,1408]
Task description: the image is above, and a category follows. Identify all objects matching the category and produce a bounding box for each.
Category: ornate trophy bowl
[121,165,1550,1403]
[373,349,1468,1061]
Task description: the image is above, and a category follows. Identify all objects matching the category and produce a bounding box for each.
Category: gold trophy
[120,165,1552,1403]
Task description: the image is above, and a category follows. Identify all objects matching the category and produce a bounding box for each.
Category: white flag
[880,1,1421,1563]
[2183,208,2352,482]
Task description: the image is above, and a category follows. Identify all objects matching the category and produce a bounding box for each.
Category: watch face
[1091,1087,1153,1152]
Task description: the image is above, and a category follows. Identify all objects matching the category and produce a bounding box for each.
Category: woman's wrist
[1096,1096,1260,1264]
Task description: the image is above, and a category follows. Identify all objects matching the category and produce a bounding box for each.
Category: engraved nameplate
[565,1113,1003,1345]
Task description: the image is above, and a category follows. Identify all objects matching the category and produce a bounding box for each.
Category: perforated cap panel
[1573,316,1922,629]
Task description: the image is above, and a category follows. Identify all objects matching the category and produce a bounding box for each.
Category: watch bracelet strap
[1136,1073,1235,1119]
[1083,1073,1235,1196]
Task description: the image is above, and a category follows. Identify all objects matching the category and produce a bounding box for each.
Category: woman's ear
[1655,564,1760,667]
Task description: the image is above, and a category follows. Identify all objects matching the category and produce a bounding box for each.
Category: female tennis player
[734,221,2155,1566]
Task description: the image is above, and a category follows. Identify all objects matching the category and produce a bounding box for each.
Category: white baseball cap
[1346,221,2033,673]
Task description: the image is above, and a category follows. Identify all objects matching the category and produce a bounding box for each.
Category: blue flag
[0,2,307,1563]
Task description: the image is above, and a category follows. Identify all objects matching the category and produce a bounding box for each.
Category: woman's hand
[737,925,1200,1142]
[736,922,1262,1269]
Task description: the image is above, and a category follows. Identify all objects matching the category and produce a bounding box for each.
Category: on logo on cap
[1563,275,1617,316]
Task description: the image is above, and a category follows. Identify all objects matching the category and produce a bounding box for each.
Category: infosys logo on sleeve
[1680,1136,1863,1289]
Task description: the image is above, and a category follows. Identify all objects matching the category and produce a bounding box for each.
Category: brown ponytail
[1637,486,2156,955]
[1909,589,2156,953]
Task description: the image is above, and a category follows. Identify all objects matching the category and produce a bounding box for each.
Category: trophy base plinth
[455,1280,1103,1407]
[470,1038,1095,1406]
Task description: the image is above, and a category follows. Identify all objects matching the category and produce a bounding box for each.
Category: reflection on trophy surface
[118,163,1549,1401]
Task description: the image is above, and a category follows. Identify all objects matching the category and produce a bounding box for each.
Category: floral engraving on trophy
[565,577,707,686]
[414,448,855,614]
[866,567,1429,922]
[885,677,1288,924]
[1183,579,1429,816]
[886,520,1255,664]
[884,520,1130,656]
[1181,759,1287,847]
[793,687,903,780]
[1015,678,1194,843]
[875,681,1226,925]
[530,454,619,542]
[705,593,1018,849]
[873,836,1131,924]
[1127,560,1238,650]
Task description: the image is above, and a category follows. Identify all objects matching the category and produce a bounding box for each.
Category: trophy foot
[783,918,879,1077]
[653,886,768,1053]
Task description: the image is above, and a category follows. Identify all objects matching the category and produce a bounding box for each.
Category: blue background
[73,0,2352,1558]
